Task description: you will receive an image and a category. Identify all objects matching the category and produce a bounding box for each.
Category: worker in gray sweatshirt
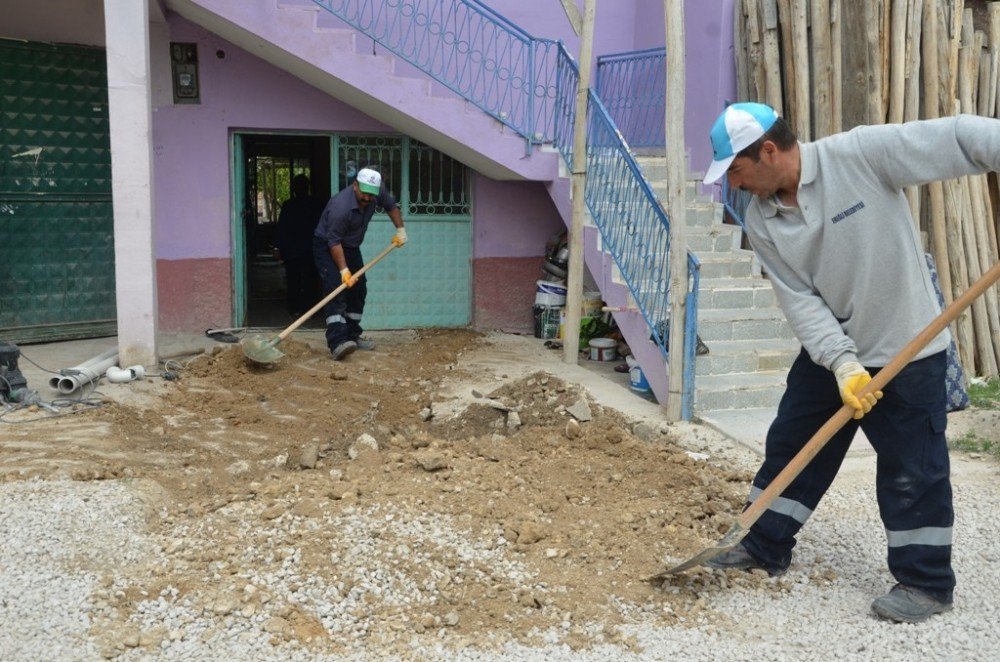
[701,102,1000,623]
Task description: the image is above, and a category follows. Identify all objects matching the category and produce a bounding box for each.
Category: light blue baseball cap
[703,102,779,184]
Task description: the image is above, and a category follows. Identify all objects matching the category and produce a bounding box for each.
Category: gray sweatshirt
[743,115,1000,371]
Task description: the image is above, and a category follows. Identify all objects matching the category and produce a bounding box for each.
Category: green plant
[968,377,1000,409]
[579,316,612,347]
[950,431,999,458]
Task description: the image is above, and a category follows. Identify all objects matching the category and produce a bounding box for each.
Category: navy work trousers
[312,238,366,351]
[743,349,955,601]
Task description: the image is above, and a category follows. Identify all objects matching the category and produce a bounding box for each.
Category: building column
[103,0,158,366]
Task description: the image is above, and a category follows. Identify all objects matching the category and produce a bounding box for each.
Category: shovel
[242,243,397,365]
[649,259,1000,581]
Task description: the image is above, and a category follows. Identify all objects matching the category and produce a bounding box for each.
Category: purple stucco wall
[152,16,392,260]
[472,177,563,259]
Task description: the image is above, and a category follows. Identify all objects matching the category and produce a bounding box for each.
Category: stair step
[694,253,755,279]
[695,371,788,410]
[698,277,776,309]
[697,307,795,342]
[695,338,800,376]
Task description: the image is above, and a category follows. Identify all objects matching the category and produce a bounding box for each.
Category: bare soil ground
[0,329,781,658]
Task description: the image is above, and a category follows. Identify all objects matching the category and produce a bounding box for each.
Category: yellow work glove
[834,361,883,419]
[340,268,358,288]
[392,227,408,247]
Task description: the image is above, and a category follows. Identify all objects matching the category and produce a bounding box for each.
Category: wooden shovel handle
[277,243,397,342]
[739,259,1000,531]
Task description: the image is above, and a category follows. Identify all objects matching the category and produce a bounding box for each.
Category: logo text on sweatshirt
[831,200,865,224]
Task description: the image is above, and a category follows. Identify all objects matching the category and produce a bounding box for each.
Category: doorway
[238,134,330,328]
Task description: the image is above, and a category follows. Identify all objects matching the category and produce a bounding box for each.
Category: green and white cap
[356,168,381,195]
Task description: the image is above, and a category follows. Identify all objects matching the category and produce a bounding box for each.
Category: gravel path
[2,449,997,660]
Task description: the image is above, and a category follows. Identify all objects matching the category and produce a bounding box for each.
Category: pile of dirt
[0,330,773,658]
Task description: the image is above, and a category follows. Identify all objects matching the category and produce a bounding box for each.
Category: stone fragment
[299,443,319,469]
[349,433,379,459]
[566,399,592,422]
[506,411,521,431]
[416,452,449,472]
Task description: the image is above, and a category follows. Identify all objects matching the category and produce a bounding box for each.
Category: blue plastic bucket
[629,364,651,393]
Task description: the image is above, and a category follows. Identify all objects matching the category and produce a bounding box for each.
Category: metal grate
[595,48,666,149]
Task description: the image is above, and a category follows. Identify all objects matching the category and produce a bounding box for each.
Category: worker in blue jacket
[313,168,407,360]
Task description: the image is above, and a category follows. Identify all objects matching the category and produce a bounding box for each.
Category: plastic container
[626,355,651,393]
[533,305,561,339]
[582,291,603,317]
[535,280,567,307]
[588,337,617,361]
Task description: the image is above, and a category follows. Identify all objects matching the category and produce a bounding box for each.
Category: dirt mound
[0,330,768,657]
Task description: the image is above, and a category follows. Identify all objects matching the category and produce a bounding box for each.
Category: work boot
[871,584,953,623]
[352,337,376,351]
[706,543,787,576]
[331,340,357,361]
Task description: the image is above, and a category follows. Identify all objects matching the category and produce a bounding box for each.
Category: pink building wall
[471,177,564,332]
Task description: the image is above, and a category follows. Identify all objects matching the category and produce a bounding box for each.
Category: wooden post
[831,0,843,132]
[761,0,784,113]
[903,0,924,227]
[665,0,688,421]
[746,0,767,102]
[562,0,595,366]
[811,0,833,138]
[888,0,907,125]
[790,0,811,139]
[943,179,976,372]
[776,0,796,120]
[864,0,884,124]
[842,0,869,129]
[960,45,1000,373]
[734,0,750,102]
[922,0,952,307]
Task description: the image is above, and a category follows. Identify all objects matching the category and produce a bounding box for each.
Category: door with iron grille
[0,39,115,343]
[335,135,471,328]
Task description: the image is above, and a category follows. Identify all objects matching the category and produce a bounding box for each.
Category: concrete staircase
[634,157,800,420]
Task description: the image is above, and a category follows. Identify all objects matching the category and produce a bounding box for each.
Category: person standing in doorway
[276,174,326,319]
[313,167,407,360]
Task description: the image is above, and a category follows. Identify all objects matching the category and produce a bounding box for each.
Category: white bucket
[535,291,567,306]
[535,280,567,307]
[589,337,617,362]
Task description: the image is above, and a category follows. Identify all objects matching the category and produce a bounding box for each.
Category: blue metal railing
[595,47,666,148]
[312,0,560,147]
[310,0,699,418]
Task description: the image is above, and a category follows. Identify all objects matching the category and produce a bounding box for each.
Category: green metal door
[0,39,115,343]
[335,136,471,328]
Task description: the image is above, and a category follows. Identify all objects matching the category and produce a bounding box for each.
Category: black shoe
[331,340,357,361]
[352,337,376,351]
[871,584,953,623]
[706,543,788,576]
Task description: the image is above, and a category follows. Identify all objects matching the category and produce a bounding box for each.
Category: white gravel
[2,452,999,660]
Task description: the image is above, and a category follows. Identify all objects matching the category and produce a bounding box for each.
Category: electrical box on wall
[170,42,200,104]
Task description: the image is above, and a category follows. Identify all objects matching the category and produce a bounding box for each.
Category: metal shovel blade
[242,334,284,365]
[646,522,748,582]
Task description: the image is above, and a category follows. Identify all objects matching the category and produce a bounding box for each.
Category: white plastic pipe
[105,365,146,384]
[56,355,120,394]
[49,348,119,390]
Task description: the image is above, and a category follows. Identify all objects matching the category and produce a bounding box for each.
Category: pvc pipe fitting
[105,365,146,384]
